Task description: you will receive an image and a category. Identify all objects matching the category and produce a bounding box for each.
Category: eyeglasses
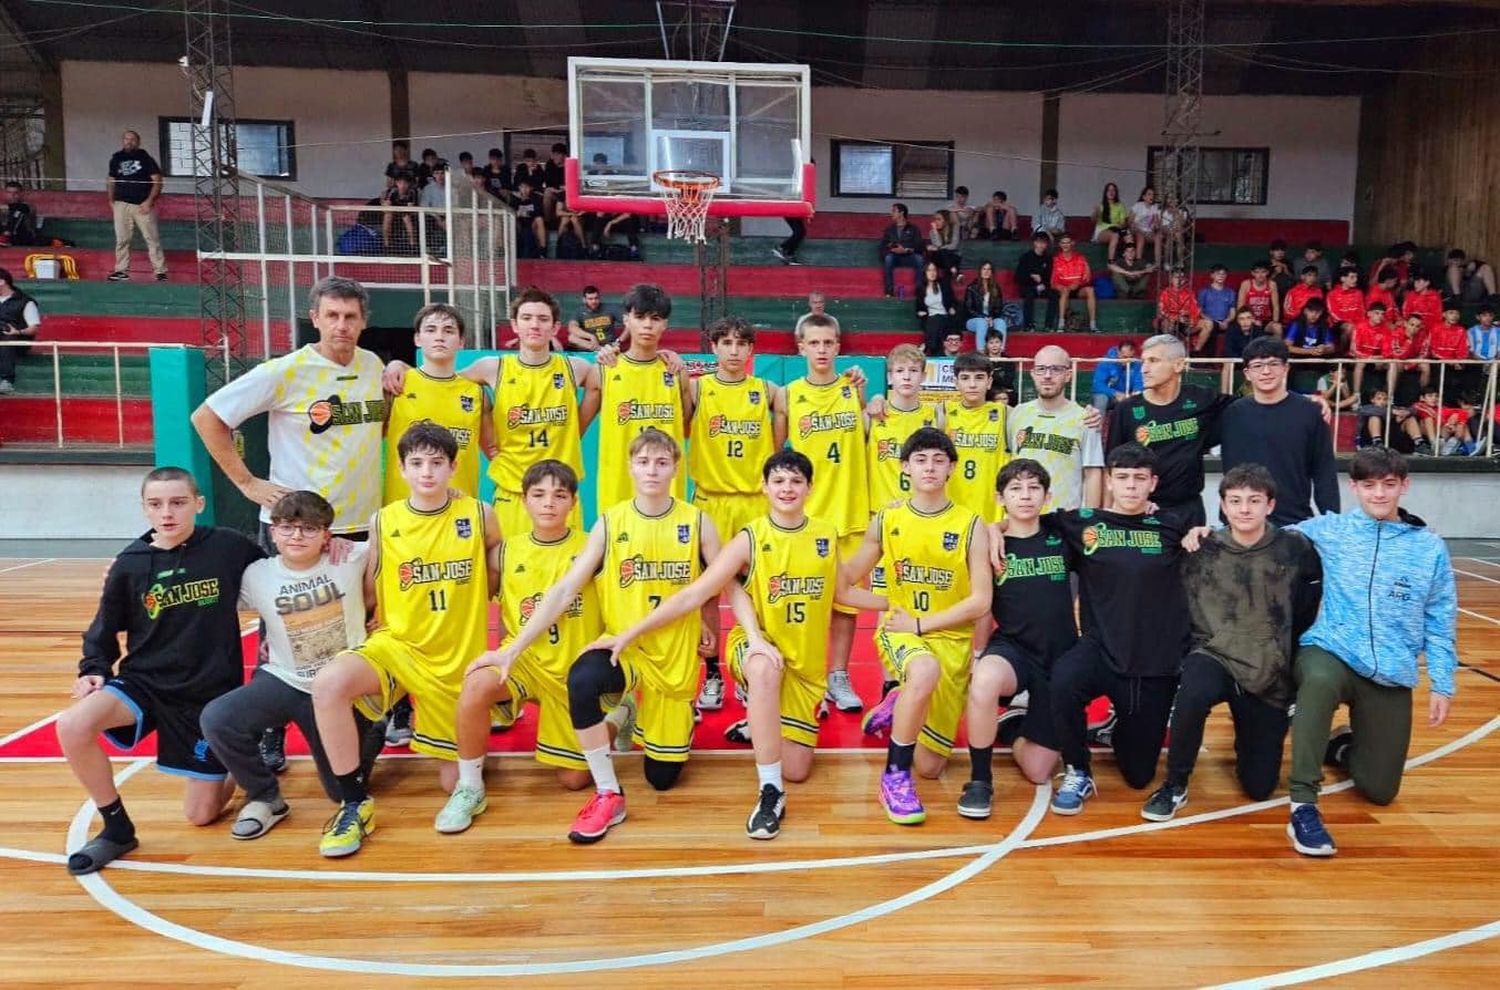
[1244,360,1287,373]
[270,523,326,537]
[1032,364,1071,376]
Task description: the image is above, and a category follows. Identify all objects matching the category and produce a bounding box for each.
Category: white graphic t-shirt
[206,344,387,532]
[239,549,369,691]
[1007,400,1105,512]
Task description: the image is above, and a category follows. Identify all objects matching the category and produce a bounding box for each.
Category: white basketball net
[655,171,721,243]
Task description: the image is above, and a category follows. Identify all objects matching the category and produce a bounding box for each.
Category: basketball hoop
[653,169,721,243]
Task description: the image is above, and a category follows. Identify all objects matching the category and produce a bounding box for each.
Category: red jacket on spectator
[1284,284,1324,322]
[1384,326,1429,368]
[1428,321,1470,361]
[1156,286,1200,324]
[1051,251,1091,290]
[1402,288,1444,333]
[1325,286,1366,326]
[1350,320,1389,358]
[1366,285,1397,313]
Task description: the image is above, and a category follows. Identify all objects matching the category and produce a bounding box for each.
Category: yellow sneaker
[319,798,375,858]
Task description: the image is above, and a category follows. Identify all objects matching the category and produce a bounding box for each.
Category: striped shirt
[1468,324,1500,361]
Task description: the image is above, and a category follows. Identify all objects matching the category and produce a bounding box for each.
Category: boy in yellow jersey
[867,344,943,514]
[600,450,885,839]
[688,316,787,715]
[382,303,492,504]
[433,459,606,833]
[310,423,500,857]
[476,428,717,844]
[593,284,694,517]
[945,351,1012,523]
[785,313,870,714]
[844,427,992,825]
[381,287,602,539]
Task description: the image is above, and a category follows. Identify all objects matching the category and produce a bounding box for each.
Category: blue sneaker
[1050,765,1096,816]
[1287,803,1337,857]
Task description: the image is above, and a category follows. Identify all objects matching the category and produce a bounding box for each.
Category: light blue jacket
[1291,508,1457,696]
[1090,347,1144,398]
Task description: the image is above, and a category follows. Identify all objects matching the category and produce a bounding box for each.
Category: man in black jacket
[55,467,264,875]
[1015,232,1058,330]
[880,202,925,297]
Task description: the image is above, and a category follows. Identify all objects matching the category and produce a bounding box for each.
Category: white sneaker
[0,380,13,394]
[697,673,725,711]
[434,783,488,834]
[824,669,864,712]
[607,692,639,753]
[1441,437,1461,455]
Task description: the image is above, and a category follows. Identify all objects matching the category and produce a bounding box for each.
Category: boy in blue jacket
[1285,446,1457,857]
[1088,340,1143,412]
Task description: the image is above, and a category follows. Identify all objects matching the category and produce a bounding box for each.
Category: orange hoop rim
[652,169,722,196]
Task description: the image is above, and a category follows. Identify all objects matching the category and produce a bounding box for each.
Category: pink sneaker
[879,769,926,825]
[567,790,627,844]
[862,688,900,738]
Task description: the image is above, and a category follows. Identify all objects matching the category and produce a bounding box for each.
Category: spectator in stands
[567,285,624,351]
[881,203,925,297]
[542,143,568,219]
[380,173,420,255]
[1268,240,1295,299]
[1090,339,1142,412]
[984,330,1015,403]
[1370,242,1416,291]
[795,291,840,337]
[1469,304,1499,362]
[1357,387,1421,451]
[1367,268,1399,313]
[1350,300,1392,398]
[985,191,1018,241]
[1283,266,1325,327]
[964,260,1007,350]
[1446,249,1497,307]
[1237,260,1283,339]
[1050,234,1097,332]
[416,148,439,188]
[513,148,546,194]
[951,186,980,239]
[928,209,962,283]
[457,151,477,184]
[553,192,588,258]
[0,267,40,394]
[1285,298,1338,360]
[481,148,511,203]
[513,178,547,259]
[417,160,449,248]
[590,211,641,260]
[105,130,166,282]
[1386,313,1432,404]
[917,260,958,356]
[1108,242,1155,299]
[1325,267,1367,345]
[1402,271,1443,335]
[1128,187,1162,263]
[1303,242,1332,288]
[384,141,417,189]
[942,329,966,357]
[1197,263,1237,350]
[1429,302,1474,399]
[1412,384,1474,455]
[1016,233,1057,330]
[1155,267,1211,353]
[1159,192,1189,261]
[1317,365,1359,414]
[773,212,807,266]
[1090,182,1127,263]
[2,182,38,247]
[1033,188,1066,242]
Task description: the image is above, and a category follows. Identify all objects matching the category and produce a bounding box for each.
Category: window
[1146,146,1268,206]
[160,118,296,180]
[831,140,954,199]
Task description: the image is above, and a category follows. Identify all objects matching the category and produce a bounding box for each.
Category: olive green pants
[1288,645,1413,806]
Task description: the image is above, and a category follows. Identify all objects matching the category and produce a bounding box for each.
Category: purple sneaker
[862,688,900,738]
[879,769,927,825]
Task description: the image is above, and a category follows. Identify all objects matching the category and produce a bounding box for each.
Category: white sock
[1290,801,1311,812]
[584,745,620,794]
[457,756,485,790]
[756,761,783,793]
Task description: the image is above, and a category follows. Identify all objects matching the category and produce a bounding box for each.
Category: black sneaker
[258,725,287,774]
[746,784,785,839]
[1086,707,1118,748]
[996,706,1027,746]
[956,780,994,820]
[154,272,169,282]
[106,270,129,281]
[1324,725,1353,769]
[1140,783,1188,822]
[724,718,752,745]
[384,697,414,747]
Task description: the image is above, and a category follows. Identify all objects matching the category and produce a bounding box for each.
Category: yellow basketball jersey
[499,527,601,682]
[373,496,490,676]
[867,402,940,513]
[944,399,1011,523]
[878,500,979,642]
[597,498,702,698]
[383,370,485,505]
[689,375,775,496]
[597,355,687,511]
[741,515,839,682]
[785,377,869,536]
[489,354,583,493]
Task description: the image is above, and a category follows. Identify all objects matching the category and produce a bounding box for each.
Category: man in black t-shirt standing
[106,130,166,281]
[960,459,1078,820]
[1106,334,1234,527]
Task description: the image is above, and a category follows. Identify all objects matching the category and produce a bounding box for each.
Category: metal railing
[0,339,227,449]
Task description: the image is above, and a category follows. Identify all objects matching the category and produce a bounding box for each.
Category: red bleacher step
[0,397,154,445]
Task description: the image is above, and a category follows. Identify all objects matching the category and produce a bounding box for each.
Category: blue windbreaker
[1291,508,1457,696]
[1091,347,1144,398]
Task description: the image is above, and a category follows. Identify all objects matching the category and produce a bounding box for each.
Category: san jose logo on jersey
[520,590,584,622]
[398,557,474,590]
[892,558,955,589]
[796,410,858,439]
[706,414,764,438]
[1134,417,1199,447]
[142,578,221,620]
[766,573,826,603]
[1081,523,1163,556]
[618,554,694,588]
[307,395,386,435]
[815,537,830,557]
[507,404,569,429]
[616,400,676,426]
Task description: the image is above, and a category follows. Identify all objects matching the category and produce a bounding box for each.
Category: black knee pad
[568,649,626,730]
[643,757,684,791]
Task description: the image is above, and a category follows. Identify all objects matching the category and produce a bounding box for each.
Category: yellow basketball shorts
[494,487,583,542]
[726,626,825,749]
[495,650,586,771]
[874,629,972,758]
[691,490,764,547]
[618,651,695,764]
[352,631,462,761]
[834,530,866,615]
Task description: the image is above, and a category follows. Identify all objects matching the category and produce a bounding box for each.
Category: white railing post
[113,345,124,448]
[51,344,63,447]
[255,182,272,360]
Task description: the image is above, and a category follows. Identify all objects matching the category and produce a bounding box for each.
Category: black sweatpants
[781,218,806,257]
[1051,637,1176,788]
[1164,652,1289,800]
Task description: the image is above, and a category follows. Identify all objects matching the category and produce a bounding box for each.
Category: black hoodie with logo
[78,527,264,703]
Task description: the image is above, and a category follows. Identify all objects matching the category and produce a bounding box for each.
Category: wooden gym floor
[0,550,1496,988]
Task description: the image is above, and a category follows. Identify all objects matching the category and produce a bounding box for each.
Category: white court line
[0,713,59,749]
[65,775,1050,977]
[1459,556,1500,570]
[1454,567,1500,586]
[0,558,54,575]
[1460,607,1500,627]
[1210,919,1500,990]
